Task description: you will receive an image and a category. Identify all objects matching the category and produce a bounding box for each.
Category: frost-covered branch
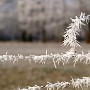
[63,12,90,52]
[17,77,90,90]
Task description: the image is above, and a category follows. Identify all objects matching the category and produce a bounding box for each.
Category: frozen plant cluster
[1,50,90,68]
[17,77,90,90]
[71,77,90,89]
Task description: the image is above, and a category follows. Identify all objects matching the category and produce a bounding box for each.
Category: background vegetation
[0,0,90,42]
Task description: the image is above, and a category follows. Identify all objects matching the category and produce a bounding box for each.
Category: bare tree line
[0,0,90,42]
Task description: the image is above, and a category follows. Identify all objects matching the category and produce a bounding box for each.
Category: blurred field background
[0,0,90,90]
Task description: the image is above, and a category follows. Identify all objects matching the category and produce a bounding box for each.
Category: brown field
[0,42,90,90]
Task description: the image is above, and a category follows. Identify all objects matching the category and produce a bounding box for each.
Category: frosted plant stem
[63,12,90,53]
